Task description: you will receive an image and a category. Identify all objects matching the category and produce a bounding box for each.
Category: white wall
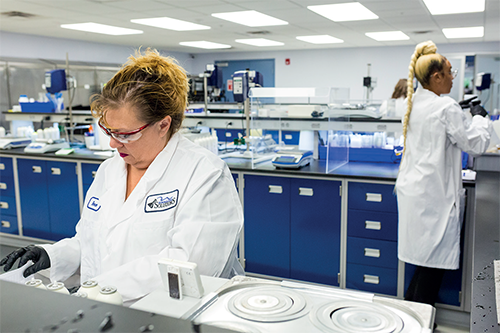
[2,31,499,101]
[0,31,194,71]
[191,42,500,101]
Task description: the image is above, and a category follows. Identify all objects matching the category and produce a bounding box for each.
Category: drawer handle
[365,220,381,230]
[0,183,6,190]
[0,202,8,209]
[0,163,4,170]
[366,193,382,202]
[92,171,97,178]
[32,166,42,173]
[225,132,232,137]
[364,248,381,258]
[299,187,313,196]
[269,185,283,194]
[285,134,292,140]
[51,167,61,175]
[1,220,10,228]
[363,274,380,285]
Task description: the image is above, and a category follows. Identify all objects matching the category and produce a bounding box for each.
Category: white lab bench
[131,275,229,318]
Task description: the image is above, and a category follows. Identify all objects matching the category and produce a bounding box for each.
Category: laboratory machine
[185,276,436,333]
[0,137,32,149]
[272,149,313,169]
[24,138,70,153]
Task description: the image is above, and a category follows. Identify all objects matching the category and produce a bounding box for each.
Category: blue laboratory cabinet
[0,157,19,235]
[17,159,80,241]
[81,162,100,198]
[346,181,399,296]
[244,174,341,286]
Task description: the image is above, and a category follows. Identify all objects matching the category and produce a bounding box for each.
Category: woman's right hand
[0,245,51,278]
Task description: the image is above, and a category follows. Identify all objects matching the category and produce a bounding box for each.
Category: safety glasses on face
[98,120,150,143]
[450,69,458,79]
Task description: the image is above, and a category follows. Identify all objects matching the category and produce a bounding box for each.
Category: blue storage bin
[20,101,55,113]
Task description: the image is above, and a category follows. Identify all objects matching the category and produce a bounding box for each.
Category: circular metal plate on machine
[310,300,404,333]
[228,286,309,322]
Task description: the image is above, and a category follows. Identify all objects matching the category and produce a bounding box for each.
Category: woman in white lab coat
[379,78,407,118]
[396,41,492,305]
[0,49,244,304]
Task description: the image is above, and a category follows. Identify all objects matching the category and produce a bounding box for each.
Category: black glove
[459,96,478,109]
[470,104,488,117]
[0,245,51,278]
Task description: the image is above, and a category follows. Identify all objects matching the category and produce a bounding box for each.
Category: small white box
[158,258,204,298]
[287,105,321,118]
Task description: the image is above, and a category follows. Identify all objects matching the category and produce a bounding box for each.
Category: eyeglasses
[450,69,458,79]
[98,120,150,143]
[432,68,458,79]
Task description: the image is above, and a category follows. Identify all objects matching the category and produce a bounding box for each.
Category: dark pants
[405,265,446,306]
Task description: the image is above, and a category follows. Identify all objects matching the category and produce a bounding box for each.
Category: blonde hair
[90,48,189,135]
[401,41,445,159]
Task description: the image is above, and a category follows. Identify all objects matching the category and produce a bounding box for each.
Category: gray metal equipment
[0,280,236,333]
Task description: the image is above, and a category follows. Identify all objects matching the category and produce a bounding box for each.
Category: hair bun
[415,40,437,57]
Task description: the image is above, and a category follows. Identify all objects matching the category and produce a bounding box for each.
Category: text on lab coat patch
[144,190,179,213]
[87,197,101,212]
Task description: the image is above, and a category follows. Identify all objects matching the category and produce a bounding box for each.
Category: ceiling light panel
[60,23,143,35]
[179,41,231,49]
[131,17,210,31]
[235,38,284,46]
[307,2,379,22]
[423,0,485,15]
[442,26,484,38]
[212,10,288,27]
[365,31,410,41]
[296,35,344,44]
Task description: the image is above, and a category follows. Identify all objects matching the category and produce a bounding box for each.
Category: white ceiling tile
[0,0,497,53]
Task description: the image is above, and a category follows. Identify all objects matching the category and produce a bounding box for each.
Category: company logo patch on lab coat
[87,197,101,212]
[145,190,178,213]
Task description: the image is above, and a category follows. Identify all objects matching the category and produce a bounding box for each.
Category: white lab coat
[41,133,244,303]
[379,97,406,118]
[396,87,492,269]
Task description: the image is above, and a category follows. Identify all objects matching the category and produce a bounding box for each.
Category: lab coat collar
[105,133,181,229]
[416,86,439,98]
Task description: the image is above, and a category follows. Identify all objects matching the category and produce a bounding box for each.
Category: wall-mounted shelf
[184,113,403,132]
[3,111,95,124]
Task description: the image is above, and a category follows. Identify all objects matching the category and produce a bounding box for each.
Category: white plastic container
[25,279,47,290]
[80,279,100,300]
[71,291,88,298]
[47,281,69,295]
[95,286,123,305]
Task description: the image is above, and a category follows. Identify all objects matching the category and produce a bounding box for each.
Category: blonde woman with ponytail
[395,41,492,307]
[0,48,244,305]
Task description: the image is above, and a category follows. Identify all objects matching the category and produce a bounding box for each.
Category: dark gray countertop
[470,154,500,332]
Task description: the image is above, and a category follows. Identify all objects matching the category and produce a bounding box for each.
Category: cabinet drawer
[0,175,15,197]
[0,157,14,177]
[0,214,19,235]
[82,163,100,185]
[0,196,17,216]
[346,263,398,296]
[348,182,397,213]
[347,237,398,269]
[347,209,398,241]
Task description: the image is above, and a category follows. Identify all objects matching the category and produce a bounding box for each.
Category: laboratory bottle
[25,279,47,290]
[80,279,100,300]
[71,291,88,298]
[95,286,123,305]
[47,281,70,294]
